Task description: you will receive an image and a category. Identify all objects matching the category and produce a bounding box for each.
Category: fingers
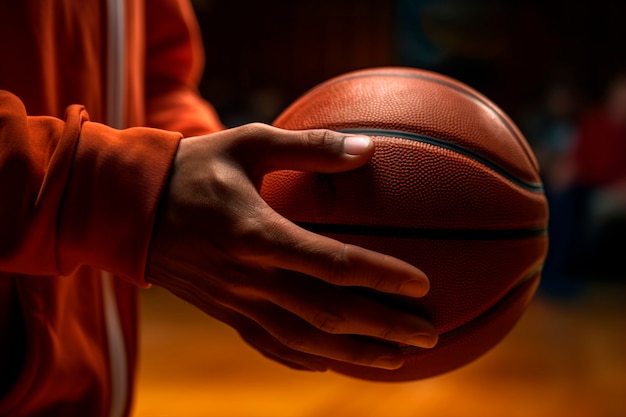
[257,270,438,349]
[234,298,407,370]
[192,262,432,369]
[237,324,329,372]
[262,215,430,298]
[160,277,330,372]
[165,270,408,371]
[226,123,374,174]
[220,308,331,372]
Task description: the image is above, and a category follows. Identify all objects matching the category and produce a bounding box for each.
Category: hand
[146,123,438,372]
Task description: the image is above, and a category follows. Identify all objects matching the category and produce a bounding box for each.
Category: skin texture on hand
[146,123,438,372]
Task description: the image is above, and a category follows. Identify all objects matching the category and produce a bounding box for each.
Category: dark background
[191,0,626,126]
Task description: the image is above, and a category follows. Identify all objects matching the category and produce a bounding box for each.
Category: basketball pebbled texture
[260,67,549,381]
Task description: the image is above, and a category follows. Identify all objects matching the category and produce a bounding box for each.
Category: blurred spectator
[572,72,626,189]
[520,75,585,298]
[567,71,626,279]
[522,77,582,190]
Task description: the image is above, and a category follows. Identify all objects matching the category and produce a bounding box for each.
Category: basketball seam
[296,67,539,172]
[399,265,542,354]
[296,223,547,240]
[339,127,544,193]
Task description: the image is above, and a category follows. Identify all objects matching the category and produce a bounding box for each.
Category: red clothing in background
[572,107,626,187]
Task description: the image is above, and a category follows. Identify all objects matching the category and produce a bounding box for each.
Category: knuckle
[304,129,339,150]
[334,345,380,367]
[278,329,309,352]
[370,275,391,293]
[310,309,344,334]
[232,122,272,146]
[326,243,352,284]
[232,209,288,262]
[377,326,396,342]
[229,217,269,259]
[241,121,268,135]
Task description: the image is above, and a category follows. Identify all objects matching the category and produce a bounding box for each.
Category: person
[566,71,626,278]
[0,1,437,416]
[519,75,584,297]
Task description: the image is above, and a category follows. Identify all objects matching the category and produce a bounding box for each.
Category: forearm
[0,90,181,284]
[57,121,182,283]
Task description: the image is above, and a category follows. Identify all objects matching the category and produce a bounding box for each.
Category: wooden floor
[131,280,626,417]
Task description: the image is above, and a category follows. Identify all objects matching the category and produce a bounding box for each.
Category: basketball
[260,67,549,381]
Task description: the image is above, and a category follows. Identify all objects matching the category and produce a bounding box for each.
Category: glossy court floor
[131,279,625,417]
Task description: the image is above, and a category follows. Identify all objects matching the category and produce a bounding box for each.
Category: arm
[144,0,224,136]
[0,90,437,372]
[0,90,180,284]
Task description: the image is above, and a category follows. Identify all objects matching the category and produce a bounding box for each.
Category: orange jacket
[0,1,222,415]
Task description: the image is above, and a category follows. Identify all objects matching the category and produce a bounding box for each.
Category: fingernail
[343,135,372,155]
[400,280,428,297]
[407,333,438,349]
[372,356,403,370]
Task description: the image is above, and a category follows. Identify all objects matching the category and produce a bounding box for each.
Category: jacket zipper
[103,0,128,416]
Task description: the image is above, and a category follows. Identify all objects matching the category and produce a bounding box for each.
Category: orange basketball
[260,67,549,381]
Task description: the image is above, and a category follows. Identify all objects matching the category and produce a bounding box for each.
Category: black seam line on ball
[339,128,544,193]
[315,68,538,168]
[296,222,548,240]
[399,264,543,355]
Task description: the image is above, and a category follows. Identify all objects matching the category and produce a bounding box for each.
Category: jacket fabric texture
[0,0,222,415]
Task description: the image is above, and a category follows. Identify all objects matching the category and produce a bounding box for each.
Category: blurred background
[132,0,626,416]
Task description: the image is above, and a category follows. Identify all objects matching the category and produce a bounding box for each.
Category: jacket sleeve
[0,91,181,286]
[144,0,225,136]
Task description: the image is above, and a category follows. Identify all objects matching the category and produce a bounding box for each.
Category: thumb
[231,123,374,174]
